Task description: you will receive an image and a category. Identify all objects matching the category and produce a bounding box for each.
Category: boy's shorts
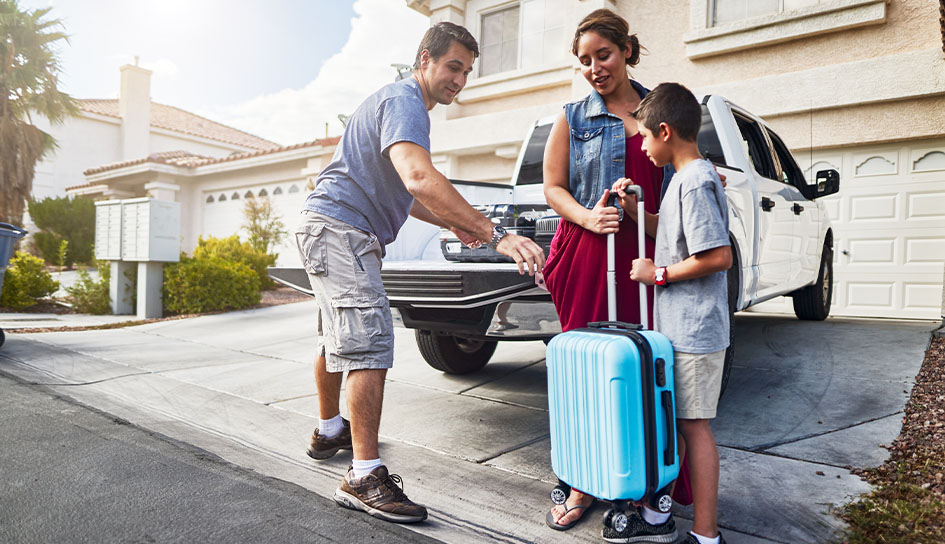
[295,210,394,373]
[674,349,726,420]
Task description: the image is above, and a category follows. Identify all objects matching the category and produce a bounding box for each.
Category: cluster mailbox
[94,198,180,263]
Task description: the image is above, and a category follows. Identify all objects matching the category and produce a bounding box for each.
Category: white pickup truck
[270,95,839,393]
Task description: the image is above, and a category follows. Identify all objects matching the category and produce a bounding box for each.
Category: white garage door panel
[750,141,944,320]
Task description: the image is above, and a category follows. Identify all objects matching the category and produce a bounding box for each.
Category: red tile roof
[78,137,340,179]
[79,99,281,151]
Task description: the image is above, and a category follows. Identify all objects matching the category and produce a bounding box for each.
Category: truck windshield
[698,105,728,168]
[518,123,552,185]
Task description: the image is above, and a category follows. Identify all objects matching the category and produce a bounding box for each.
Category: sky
[20,0,430,145]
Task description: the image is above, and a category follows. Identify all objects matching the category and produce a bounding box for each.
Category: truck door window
[698,105,727,167]
[768,130,815,199]
[517,123,552,186]
[733,114,776,179]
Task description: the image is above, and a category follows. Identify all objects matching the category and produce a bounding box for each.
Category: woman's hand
[582,189,621,234]
[612,177,639,218]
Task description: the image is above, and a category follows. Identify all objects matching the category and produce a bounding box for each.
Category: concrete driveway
[0,302,935,543]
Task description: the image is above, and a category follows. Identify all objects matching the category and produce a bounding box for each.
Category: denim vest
[564,80,673,208]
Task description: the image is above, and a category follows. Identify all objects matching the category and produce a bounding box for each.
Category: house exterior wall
[32,115,123,200]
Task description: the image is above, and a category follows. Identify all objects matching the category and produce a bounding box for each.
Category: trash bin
[0,222,28,348]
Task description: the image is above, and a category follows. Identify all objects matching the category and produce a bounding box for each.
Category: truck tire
[793,243,833,321]
[720,252,739,397]
[415,330,498,374]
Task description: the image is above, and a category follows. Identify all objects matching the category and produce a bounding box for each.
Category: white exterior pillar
[109,261,135,315]
[119,64,152,161]
[137,261,163,319]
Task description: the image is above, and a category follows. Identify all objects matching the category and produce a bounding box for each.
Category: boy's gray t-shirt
[303,77,430,252]
[654,159,730,354]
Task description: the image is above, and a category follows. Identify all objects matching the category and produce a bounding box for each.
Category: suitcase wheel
[653,493,673,513]
[550,485,568,505]
[602,508,628,532]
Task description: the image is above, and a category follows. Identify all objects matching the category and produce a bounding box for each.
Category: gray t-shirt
[304,77,430,252]
[654,159,730,354]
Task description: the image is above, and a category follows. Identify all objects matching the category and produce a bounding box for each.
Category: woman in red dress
[542,8,667,533]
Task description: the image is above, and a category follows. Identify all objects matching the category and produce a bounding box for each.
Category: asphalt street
[0,372,441,544]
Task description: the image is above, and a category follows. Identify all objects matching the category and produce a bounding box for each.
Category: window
[258,188,268,197]
[272,187,283,195]
[244,191,253,199]
[479,0,565,77]
[218,193,227,202]
[767,129,816,199]
[206,195,215,203]
[697,105,727,167]
[231,192,240,200]
[288,184,300,193]
[517,123,551,186]
[711,0,821,26]
[733,113,776,179]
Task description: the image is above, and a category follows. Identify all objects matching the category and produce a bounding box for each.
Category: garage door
[748,139,945,320]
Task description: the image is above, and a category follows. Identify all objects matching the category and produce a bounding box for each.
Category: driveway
[0,302,934,543]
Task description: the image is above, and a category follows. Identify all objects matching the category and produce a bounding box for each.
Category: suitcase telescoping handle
[606,184,647,329]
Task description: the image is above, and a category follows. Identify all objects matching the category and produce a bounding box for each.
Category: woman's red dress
[544,132,663,331]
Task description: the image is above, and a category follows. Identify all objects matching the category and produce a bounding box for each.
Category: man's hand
[630,257,656,285]
[451,226,482,249]
[496,234,545,276]
[583,190,621,234]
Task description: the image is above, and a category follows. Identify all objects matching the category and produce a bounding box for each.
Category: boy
[628,82,732,544]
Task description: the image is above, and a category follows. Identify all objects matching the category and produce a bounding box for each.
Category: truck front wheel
[415,330,498,374]
[792,242,833,321]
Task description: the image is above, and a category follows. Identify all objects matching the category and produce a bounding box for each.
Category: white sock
[641,506,671,525]
[352,458,382,479]
[318,414,343,438]
[691,532,721,544]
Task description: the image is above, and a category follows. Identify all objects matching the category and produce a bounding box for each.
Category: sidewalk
[0,301,935,543]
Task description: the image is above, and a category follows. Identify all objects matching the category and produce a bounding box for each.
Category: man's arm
[389,141,545,275]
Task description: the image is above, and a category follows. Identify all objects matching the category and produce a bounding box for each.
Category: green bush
[163,256,260,315]
[192,235,276,290]
[28,196,95,268]
[0,252,60,310]
[66,263,111,315]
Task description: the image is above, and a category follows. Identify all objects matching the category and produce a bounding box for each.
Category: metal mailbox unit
[94,198,180,318]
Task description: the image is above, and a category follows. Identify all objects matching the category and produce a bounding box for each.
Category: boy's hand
[612,178,639,217]
[584,189,621,234]
[630,257,656,285]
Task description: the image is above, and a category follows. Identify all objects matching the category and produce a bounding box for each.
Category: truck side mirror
[814,169,839,198]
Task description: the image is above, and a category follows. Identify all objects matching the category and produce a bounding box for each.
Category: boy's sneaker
[306,418,351,460]
[683,531,727,544]
[601,508,677,543]
[333,465,428,523]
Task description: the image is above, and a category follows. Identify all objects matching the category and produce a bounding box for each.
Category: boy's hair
[632,82,701,143]
[413,22,480,69]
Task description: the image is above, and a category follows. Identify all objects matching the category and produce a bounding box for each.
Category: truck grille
[535,215,560,237]
[381,271,463,297]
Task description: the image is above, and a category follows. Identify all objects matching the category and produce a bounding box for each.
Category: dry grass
[838,335,945,543]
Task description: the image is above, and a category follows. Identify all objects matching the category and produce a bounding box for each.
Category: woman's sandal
[545,502,590,531]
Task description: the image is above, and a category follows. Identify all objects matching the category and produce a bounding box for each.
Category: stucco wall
[32,116,122,200]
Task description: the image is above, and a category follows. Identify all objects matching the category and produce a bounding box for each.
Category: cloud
[207,0,429,145]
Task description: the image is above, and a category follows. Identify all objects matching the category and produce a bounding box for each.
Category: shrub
[66,262,111,315]
[192,235,276,290]
[0,252,60,310]
[163,256,260,315]
[28,196,95,267]
[242,195,287,255]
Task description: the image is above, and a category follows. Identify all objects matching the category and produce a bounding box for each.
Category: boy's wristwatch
[654,267,668,286]
[489,226,508,249]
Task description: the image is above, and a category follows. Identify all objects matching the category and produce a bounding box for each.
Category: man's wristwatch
[488,226,508,249]
[654,267,668,286]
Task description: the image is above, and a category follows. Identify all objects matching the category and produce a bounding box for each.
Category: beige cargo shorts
[295,210,394,373]
[673,349,726,420]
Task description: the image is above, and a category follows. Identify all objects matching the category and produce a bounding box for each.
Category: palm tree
[0,0,77,226]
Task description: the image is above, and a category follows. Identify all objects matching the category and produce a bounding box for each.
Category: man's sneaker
[601,508,677,543]
[305,418,351,460]
[683,531,727,544]
[333,465,428,523]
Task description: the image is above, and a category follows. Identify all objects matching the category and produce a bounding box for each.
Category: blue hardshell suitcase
[546,186,679,521]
